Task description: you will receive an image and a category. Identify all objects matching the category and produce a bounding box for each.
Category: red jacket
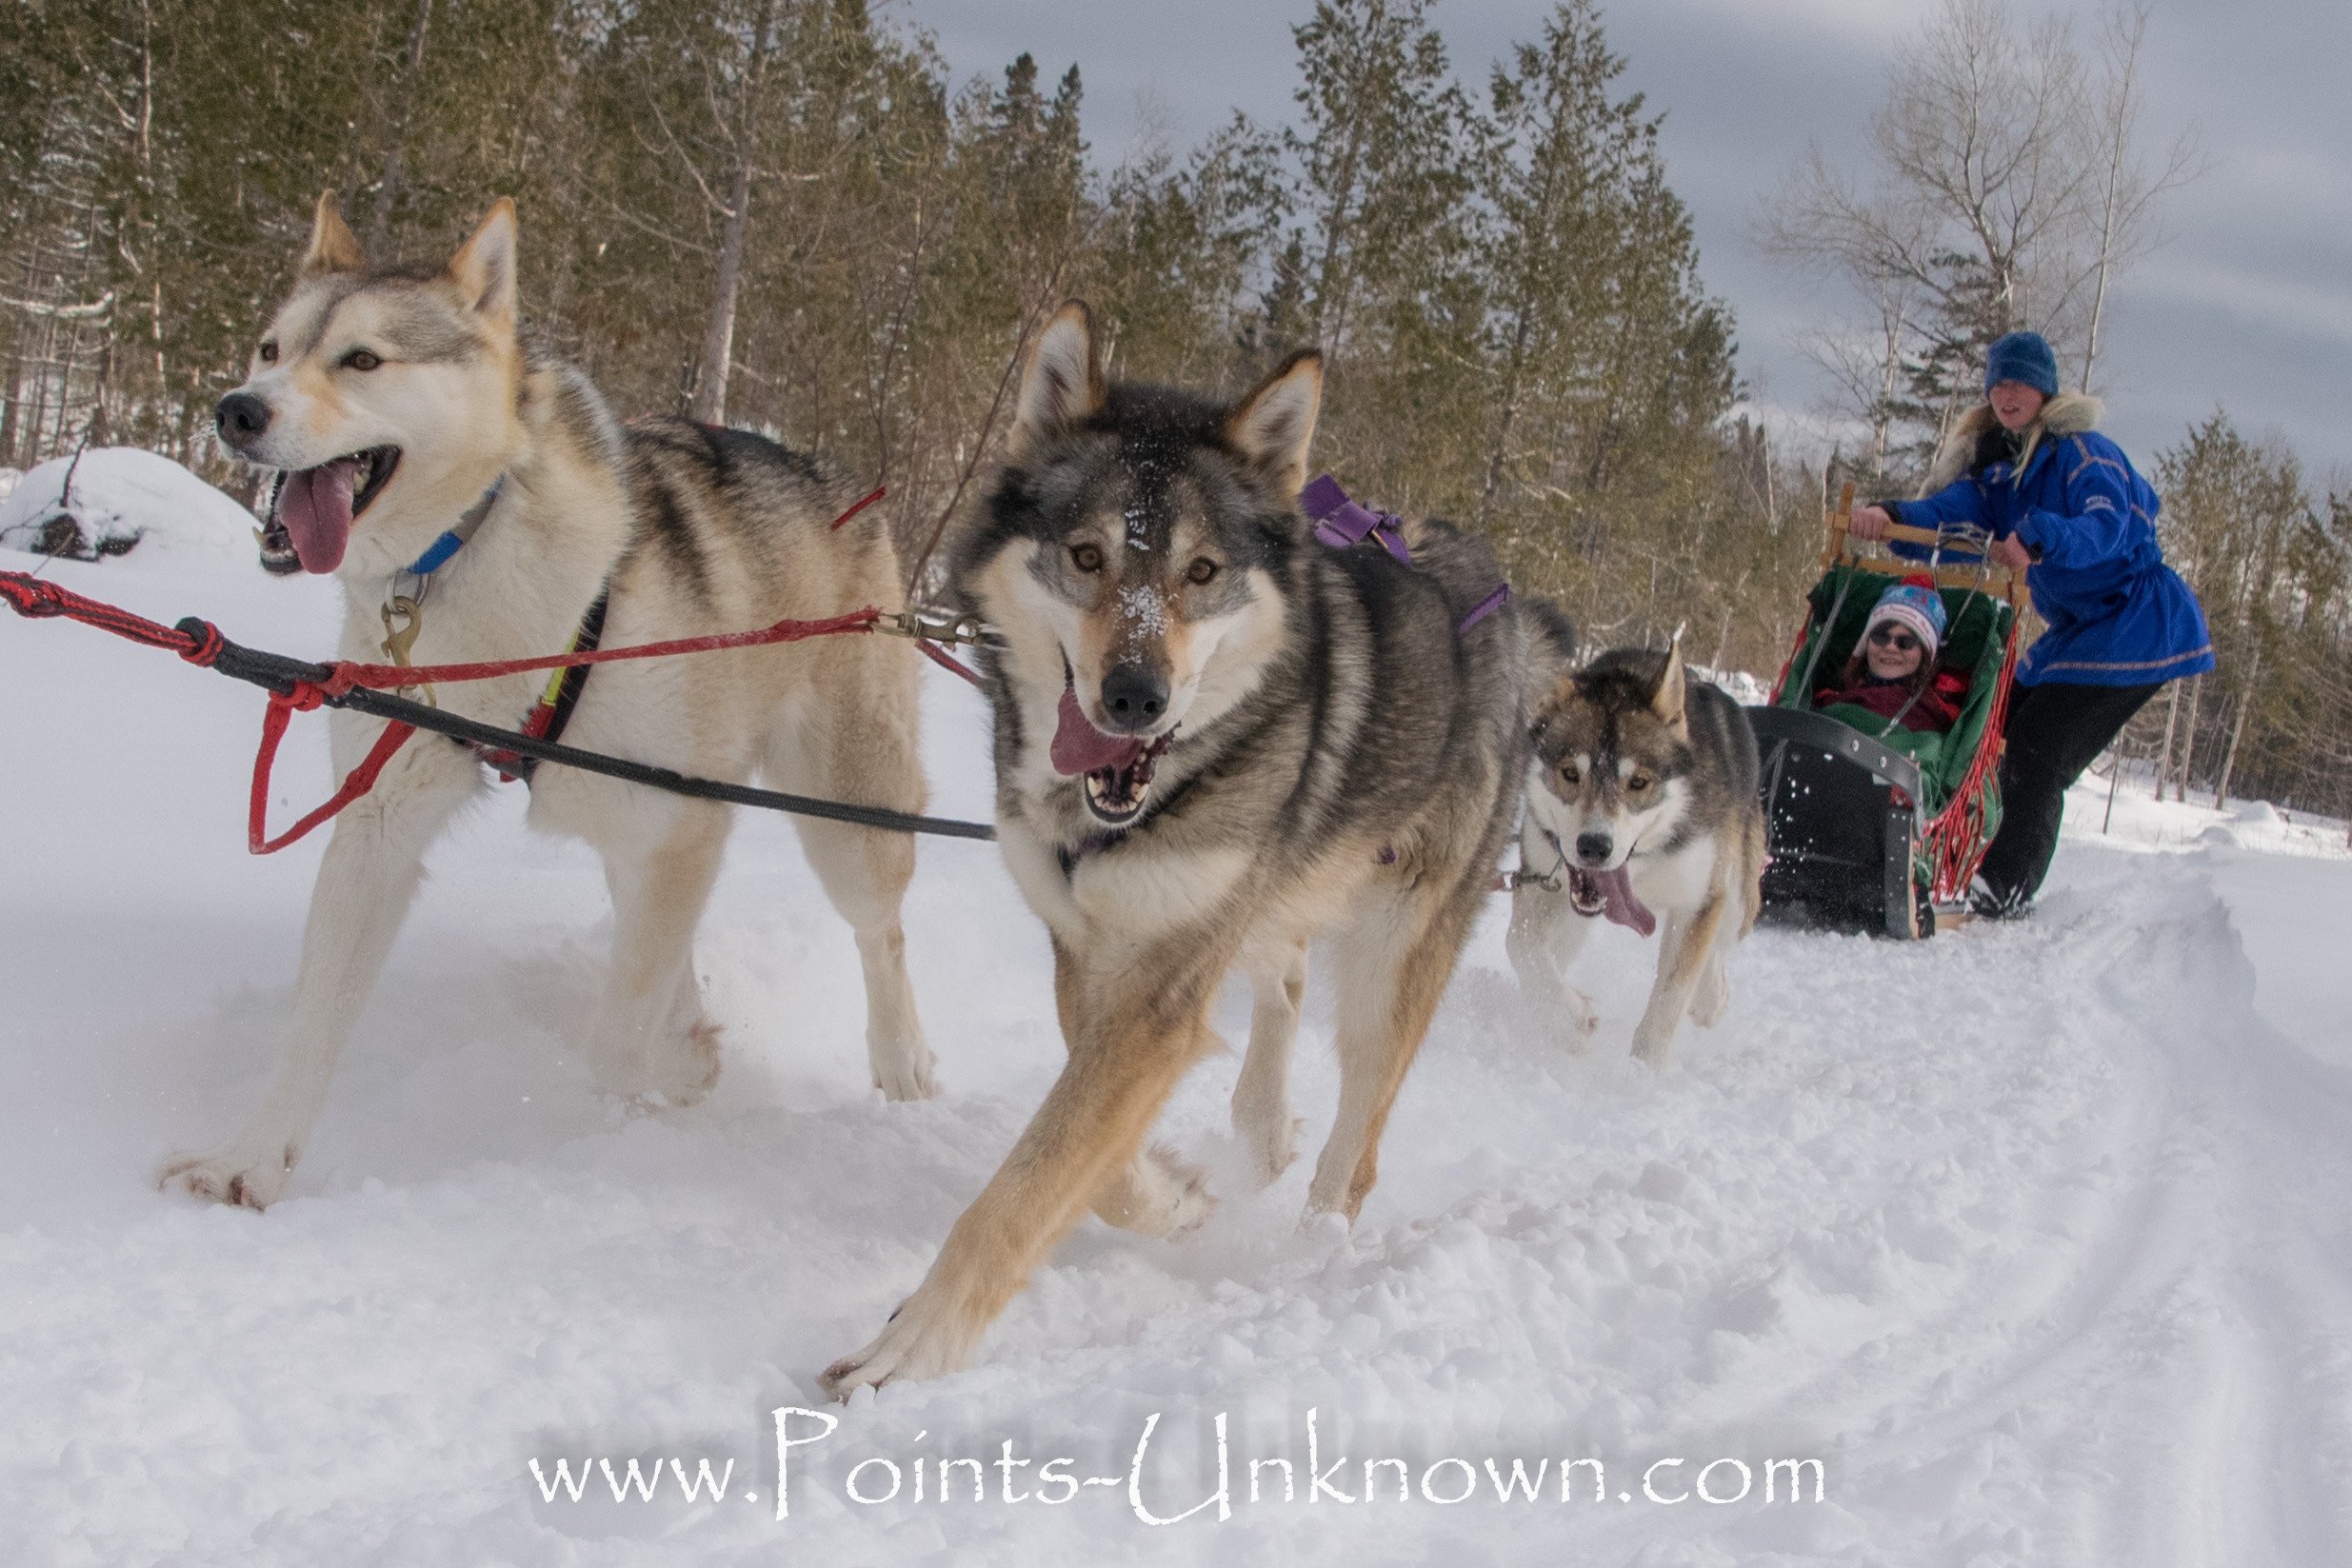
[1814,673,1963,733]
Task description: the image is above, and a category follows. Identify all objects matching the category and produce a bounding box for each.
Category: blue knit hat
[1866,574,1947,659]
[1983,331,2060,398]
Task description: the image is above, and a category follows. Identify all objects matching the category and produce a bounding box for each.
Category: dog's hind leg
[159,733,477,1208]
[821,943,1224,1397]
[589,801,731,1106]
[1306,891,1477,1223]
[1630,893,1728,1066]
[767,669,934,1102]
[1689,941,1731,1028]
[1230,937,1308,1185]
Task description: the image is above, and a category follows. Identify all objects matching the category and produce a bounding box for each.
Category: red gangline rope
[0,486,984,853]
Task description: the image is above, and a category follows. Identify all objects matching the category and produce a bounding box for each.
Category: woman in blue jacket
[1849,330,2214,918]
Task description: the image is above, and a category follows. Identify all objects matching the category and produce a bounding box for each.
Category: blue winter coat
[1887,396,2214,688]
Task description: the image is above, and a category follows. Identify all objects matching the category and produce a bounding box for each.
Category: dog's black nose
[1099,663,1168,731]
[215,391,272,447]
[1575,831,1613,866]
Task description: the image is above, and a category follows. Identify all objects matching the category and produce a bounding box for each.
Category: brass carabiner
[379,594,437,706]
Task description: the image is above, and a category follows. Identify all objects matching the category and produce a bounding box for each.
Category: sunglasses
[1866,625,1923,653]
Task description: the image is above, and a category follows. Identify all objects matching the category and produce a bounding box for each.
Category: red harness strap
[470,589,610,782]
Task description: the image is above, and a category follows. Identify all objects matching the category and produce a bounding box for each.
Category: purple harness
[1299,474,1510,633]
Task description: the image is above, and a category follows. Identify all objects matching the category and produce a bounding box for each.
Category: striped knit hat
[1866,574,1946,660]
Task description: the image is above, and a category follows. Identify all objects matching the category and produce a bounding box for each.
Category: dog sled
[1749,483,2024,939]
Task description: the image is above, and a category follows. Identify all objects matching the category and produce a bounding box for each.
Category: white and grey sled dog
[1508,642,1764,1066]
[168,193,933,1208]
[821,302,1555,1395]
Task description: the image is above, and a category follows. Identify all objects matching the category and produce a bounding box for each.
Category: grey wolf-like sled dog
[167,194,932,1208]
[820,302,1553,1395]
[1508,643,1764,1066]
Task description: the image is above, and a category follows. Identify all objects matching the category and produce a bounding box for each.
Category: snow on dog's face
[1525,645,1695,918]
[216,192,522,577]
[962,303,1308,829]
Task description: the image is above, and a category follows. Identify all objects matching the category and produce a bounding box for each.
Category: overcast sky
[907,0,2350,486]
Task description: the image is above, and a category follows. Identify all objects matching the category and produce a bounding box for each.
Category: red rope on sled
[1765,612,1813,706]
[1921,613,2023,903]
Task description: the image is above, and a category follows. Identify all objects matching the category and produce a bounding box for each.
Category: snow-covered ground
[4,455,2348,1566]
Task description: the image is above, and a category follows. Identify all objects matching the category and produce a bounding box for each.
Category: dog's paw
[1538,988,1602,1053]
[870,1042,938,1102]
[1231,1102,1303,1186]
[1096,1144,1215,1238]
[819,1290,974,1401]
[1147,1147,1216,1238]
[598,1020,721,1109]
[157,1143,296,1209]
[1689,982,1729,1028]
[1295,1204,1355,1246]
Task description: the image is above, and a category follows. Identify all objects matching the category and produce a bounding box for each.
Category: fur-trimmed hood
[1921,391,2103,493]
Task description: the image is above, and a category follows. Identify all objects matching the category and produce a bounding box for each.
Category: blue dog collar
[404,477,505,576]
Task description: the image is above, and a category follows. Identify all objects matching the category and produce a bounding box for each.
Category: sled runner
[1750,483,2024,939]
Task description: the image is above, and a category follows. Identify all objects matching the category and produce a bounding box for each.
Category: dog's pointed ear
[1651,637,1687,727]
[301,190,366,279]
[1010,302,1104,461]
[446,198,519,325]
[1226,350,1324,501]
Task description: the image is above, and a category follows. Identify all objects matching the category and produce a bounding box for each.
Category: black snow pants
[1975,678,2163,909]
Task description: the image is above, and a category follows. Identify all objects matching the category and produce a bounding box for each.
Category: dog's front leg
[160,736,476,1208]
[1505,876,1600,1047]
[822,944,1220,1397]
[1629,893,1727,1067]
[588,801,732,1107]
[1230,937,1307,1184]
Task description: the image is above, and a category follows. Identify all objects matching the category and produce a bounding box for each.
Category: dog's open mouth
[262,446,401,574]
[1565,866,1611,918]
[1564,863,1659,937]
[1050,684,1174,827]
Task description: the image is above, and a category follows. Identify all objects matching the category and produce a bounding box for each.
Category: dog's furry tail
[1523,594,1579,684]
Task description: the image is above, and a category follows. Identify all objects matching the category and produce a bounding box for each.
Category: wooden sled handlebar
[1822,479,2025,604]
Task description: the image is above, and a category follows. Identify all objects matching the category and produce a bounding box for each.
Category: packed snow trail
[3,459,2347,1566]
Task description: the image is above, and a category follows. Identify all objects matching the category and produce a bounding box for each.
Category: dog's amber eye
[1627,774,1654,792]
[1560,763,1581,784]
[1070,543,1104,573]
[258,341,278,365]
[1186,557,1218,585]
[341,348,382,372]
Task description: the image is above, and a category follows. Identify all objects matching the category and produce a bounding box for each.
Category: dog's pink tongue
[1594,865,1658,938]
[1050,686,1146,777]
[277,459,360,573]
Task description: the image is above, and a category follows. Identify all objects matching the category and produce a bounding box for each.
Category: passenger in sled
[1812,575,1964,737]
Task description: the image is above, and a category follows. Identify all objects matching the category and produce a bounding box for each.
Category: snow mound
[2233,800,2283,827]
[0,448,256,563]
